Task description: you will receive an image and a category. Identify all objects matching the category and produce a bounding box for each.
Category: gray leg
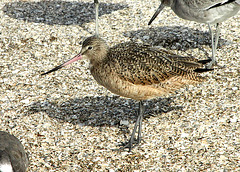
[137,101,144,144]
[214,23,220,54]
[119,100,144,152]
[94,0,99,36]
[206,23,221,68]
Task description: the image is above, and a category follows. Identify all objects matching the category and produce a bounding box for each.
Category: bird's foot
[205,60,225,69]
[114,138,143,152]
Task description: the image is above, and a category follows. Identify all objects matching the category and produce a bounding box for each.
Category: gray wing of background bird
[183,0,240,10]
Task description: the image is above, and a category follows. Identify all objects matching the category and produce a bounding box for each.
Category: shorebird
[148,0,240,68]
[0,131,29,172]
[42,36,212,151]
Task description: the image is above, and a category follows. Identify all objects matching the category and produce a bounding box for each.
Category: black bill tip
[41,65,63,76]
[148,4,165,25]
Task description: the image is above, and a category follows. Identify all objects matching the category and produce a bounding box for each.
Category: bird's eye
[88,46,93,50]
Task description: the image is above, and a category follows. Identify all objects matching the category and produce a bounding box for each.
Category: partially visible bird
[0,131,29,172]
[148,0,240,68]
[42,36,212,151]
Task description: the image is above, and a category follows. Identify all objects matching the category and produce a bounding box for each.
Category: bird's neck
[162,0,174,7]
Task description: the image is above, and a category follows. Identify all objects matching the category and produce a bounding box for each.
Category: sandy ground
[0,0,239,171]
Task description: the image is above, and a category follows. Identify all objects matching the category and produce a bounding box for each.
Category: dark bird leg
[136,101,144,144]
[120,100,145,152]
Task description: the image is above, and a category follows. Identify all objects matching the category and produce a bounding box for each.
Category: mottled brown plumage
[0,131,29,172]
[42,36,212,151]
[83,36,209,100]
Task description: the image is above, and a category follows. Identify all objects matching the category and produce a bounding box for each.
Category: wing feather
[107,42,205,86]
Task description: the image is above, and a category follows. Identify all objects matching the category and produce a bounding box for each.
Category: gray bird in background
[148,0,240,68]
[0,131,29,172]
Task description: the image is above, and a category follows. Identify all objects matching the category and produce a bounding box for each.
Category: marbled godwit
[148,0,240,68]
[42,36,212,151]
[0,131,29,172]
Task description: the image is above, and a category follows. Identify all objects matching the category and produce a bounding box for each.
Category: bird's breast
[89,63,172,100]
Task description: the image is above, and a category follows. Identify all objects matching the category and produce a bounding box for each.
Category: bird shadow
[123,26,228,51]
[25,96,182,128]
[2,1,128,26]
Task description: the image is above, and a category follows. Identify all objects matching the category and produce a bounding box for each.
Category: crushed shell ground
[0,0,239,171]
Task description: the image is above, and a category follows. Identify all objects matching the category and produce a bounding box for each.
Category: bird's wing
[185,0,238,10]
[107,42,204,86]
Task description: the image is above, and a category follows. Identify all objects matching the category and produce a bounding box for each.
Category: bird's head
[41,35,108,75]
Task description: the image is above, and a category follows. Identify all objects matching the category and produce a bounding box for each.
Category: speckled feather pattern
[86,36,209,100]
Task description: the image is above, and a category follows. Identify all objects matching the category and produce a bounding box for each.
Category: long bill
[148,3,165,25]
[41,53,82,75]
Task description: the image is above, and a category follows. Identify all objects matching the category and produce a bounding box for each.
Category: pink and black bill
[41,53,82,76]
